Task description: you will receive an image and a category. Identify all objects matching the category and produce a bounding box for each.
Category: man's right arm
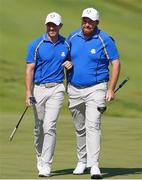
[25,63,35,106]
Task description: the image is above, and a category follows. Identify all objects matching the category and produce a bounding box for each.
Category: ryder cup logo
[90,49,96,54]
[50,14,55,18]
[61,52,66,57]
[86,9,92,14]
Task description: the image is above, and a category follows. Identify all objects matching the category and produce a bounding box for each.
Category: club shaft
[9,106,28,142]
[114,78,129,93]
[16,107,28,128]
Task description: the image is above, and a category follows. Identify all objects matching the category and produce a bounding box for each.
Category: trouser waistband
[34,82,62,88]
[70,81,108,89]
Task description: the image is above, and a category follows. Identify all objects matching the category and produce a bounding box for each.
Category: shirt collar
[42,33,64,43]
[77,28,100,39]
[42,33,49,42]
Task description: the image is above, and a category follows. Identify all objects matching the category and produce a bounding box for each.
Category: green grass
[0,0,142,117]
[0,0,142,179]
[0,112,142,179]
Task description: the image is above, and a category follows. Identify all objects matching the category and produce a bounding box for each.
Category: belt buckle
[45,83,57,88]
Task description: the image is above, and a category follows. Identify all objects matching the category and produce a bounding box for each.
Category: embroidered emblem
[50,14,55,18]
[90,49,96,54]
[86,9,92,14]
[61,52,66,57]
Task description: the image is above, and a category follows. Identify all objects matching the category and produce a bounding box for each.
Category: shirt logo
[50,14,55,18]
[86,9,92,14]
[90,49,96,54]
[61,52,66,57]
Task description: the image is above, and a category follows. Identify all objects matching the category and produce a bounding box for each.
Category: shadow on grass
[101,168,142,178]
[51,168,88,177]
[51,167,142,178]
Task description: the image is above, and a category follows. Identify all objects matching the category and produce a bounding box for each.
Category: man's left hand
[62,60,72,70]
[106,89,115,101]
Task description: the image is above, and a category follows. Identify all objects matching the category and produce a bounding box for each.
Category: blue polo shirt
[26,33,69,83]
[67,28,120,87]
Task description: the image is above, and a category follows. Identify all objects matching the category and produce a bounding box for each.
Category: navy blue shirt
[67,28,120,87]
[26,33,69,83]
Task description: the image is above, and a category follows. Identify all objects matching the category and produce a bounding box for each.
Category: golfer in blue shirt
[25,12,72,177]
[67,7,121,179]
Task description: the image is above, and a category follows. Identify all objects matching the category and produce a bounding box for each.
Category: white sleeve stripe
[34,40,44,61]
[98,35,109,60]
[69,32,78,41]
[65,40,70,50]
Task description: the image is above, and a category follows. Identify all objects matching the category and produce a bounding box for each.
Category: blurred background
[0,0,142,179]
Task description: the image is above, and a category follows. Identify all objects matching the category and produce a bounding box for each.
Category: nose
[85,22,90,27]
[49,26,54,30]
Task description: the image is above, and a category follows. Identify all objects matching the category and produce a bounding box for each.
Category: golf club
[114,77,129,93]
[97,77,129,113]
[9,97,37,142]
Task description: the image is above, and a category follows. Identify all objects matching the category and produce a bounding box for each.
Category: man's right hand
[26,96,33,107]
[26,90,33,106]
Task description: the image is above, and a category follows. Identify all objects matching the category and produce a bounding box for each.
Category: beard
[82,27,94,37]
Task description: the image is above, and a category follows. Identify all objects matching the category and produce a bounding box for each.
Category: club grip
[114,77,129,93]
[29,97,37,104]
[119,77,129,88]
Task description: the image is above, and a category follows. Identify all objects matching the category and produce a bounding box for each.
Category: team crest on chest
[90,48,96,54]
[61,51,66,57]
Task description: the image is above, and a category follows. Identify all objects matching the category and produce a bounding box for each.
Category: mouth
[49,29,56,32]
[48,30,56,34]
[83,28,92,33]
[82,27,94,36]
[84,26,92,30]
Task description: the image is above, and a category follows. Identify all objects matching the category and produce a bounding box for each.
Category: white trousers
[68,83,107,167]
[32,83,65,167]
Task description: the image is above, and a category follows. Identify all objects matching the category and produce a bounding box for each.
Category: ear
[59,23,63,29]
[96,20,99,25]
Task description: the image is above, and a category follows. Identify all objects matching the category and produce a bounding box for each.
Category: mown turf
[0,113,142,179]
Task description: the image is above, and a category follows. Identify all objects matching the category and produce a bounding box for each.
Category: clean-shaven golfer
[67,7,121,179]
[25,12,72,177]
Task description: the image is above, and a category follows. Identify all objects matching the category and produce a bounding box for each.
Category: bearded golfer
[67,8,121,179]
[25,12,72,177]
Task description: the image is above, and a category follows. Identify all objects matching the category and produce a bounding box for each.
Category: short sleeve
[66,30,79,47]
[105,36,120,61]
[25,42,36,63]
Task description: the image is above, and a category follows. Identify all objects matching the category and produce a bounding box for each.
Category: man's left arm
[106,59,121,101]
